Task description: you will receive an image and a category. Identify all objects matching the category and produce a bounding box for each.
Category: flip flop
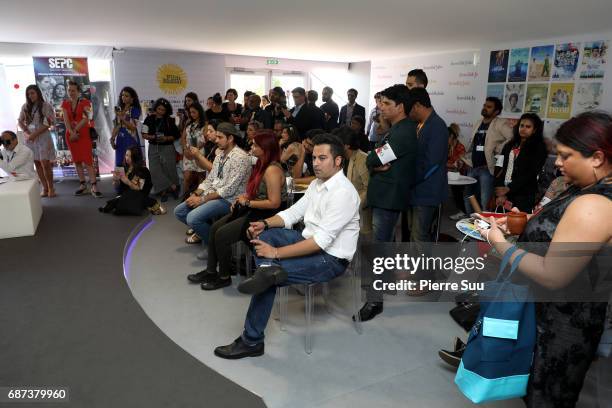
[186,228,194,235]
[185,233,202,244]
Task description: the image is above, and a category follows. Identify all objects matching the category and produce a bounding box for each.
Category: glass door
[229,70,268,106]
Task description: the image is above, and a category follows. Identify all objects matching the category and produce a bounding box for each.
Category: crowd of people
[2,67,610,408]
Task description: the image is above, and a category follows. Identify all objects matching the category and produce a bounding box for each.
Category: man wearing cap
[175,122,252,260]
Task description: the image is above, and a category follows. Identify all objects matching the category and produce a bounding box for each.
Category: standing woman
[494,113,548,213]
[61,81,101,197]
[181,102,207,198]
[179,92,199,133]
[111,86,141,168]
[206,93,231,123]
[142,98,180,202]
[222,88,242,125]
[18,84,57,197]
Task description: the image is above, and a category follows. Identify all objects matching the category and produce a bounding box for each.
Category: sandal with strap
[91,182,103,198]
[185,233,202,244]
[74,182,88,196]
[186,228,194,235]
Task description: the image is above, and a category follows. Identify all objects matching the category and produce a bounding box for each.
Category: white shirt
[277,169,360,261]
[0,143,37,179]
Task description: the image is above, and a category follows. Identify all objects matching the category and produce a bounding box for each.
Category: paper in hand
[375,143,398,165]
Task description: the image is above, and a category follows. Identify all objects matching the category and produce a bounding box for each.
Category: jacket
[288,103,324,138]
[339,103,366,127]
[463,116,513,174]
[346,149,372,233]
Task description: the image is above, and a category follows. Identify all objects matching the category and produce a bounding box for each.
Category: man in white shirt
[0,131,37,179]
[214,133,361,359]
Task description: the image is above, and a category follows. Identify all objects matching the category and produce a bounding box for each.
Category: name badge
[495,154,504,167]
[476,145,485,152]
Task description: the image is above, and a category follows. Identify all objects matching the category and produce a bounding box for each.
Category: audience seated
[293,129,325,185]
[0,130,36,179]
[279,124,301,177]
[180,101,207,199]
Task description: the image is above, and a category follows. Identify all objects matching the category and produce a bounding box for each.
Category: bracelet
[262,219,269,230]
[274,248,279,260]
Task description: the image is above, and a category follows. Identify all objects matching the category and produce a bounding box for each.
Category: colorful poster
[544,119,564,139]
[508,48,529,82]
[488,50,509,82]
[552,43,580,80]
[525,84,549,115]
[486,84,505,101]
[528,45,555,81]
[33,57,97,178]
[503,83,526,115]
[575,82,604,112]
[547,83,574,119]
[579,41,608,79]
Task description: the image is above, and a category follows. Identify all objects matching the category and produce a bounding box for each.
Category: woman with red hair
[189,130,287,290]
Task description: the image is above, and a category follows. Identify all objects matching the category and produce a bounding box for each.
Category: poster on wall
[528,45,555,81]
[486,84,505,101]
[33,57,97,178]
[488,50,509,82]
[507,48,529,82]
[503,83,525,115]
[552,43,580,80]
[574,82,604,112]
[579,41,608,79]
[544,119,564,139]
[525,84,549,115]
[547,83,574,119]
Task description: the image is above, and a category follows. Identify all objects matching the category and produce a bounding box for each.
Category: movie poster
[547,83,574,120]
[552,43,580,80]
[525,84,549,115]
[486,84,505,101]
[544,119,564,139]
[574,82,604,112]
[33,57,96,178]
[488,50,509,82]
[579,41,608,79]
[528,45,555,81]
[507,48,529,82]
[503,83,526,115]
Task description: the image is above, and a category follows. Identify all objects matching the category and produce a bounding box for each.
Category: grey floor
[0,179,265,408]
[125,201,611,408]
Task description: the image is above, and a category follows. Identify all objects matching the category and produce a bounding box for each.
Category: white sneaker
[449,211,467,221]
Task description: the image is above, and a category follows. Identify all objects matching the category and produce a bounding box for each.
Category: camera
[114,106,121,113]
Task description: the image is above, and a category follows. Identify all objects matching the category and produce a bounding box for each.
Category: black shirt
[320,100,339,130]
[472,122,490,168]
[206,108,231,123]
[222,102,243,117]
[143,115,179,145]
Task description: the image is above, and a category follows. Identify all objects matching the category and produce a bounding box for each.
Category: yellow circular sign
[156,64,188,94]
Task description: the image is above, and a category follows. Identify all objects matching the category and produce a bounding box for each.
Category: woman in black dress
[477,111,612,407]
[494,113,548,212]
[206,93,231,123]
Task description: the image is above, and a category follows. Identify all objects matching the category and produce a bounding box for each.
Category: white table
[0,178,43,239]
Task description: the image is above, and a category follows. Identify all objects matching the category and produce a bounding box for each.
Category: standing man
[247,94,273,129]
[282,87,324,138]
[366,92,383,150]
[405,68,428,90]
[459,97,513,216]
[406,88,448,247]
[214,134,360,359]
[356,84,418,321]
[339,88,366,127]
[320,86,339,131]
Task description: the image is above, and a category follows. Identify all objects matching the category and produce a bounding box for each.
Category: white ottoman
[0,179,43,239]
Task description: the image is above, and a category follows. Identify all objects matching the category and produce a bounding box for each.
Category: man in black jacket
[247,94,273,129]
[321,86,339,131]
[282,87,324,138]
[339,88,366,127]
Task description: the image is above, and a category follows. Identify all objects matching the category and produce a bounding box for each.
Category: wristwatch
[262,219,269,230]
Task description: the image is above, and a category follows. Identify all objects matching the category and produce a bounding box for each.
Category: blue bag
[455,246,535,403]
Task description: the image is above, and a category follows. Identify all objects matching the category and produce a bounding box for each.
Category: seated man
[0,131,37,179]
[214,133,360,359]
[293,128,325,185]
[174,122,252,259]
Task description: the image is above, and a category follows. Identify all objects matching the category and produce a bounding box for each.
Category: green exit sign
[266,59,279,65]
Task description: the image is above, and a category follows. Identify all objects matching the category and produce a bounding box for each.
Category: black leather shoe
[187,271,215,284]
[201,277,231,290]
[353,302,383,322]
[214,337,264,360]
[438,346,465,369]
[453,336,466,352]
[237,265,288,295]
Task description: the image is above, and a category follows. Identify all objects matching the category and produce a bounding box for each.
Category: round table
[448,175,477,186]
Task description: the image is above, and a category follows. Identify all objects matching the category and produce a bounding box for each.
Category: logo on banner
[157,64,188,94]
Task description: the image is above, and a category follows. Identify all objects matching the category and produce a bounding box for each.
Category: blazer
[288,103,324,138]
[366,117,418,211]
[346,149,372,233]
[463,116,513,174]
[408,110,449,206]
[339,103,366,127]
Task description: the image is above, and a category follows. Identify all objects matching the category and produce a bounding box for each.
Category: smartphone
[114,106,121,113]
[474,219,491,230]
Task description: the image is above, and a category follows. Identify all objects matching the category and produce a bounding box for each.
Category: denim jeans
[371,207,401,243]
[242,228,347,345]
[463,166,494,213]
[174,198,231,245]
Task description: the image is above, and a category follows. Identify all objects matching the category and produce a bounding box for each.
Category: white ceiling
[1,0,611,62]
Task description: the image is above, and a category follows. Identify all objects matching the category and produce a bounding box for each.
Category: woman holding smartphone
[181,102,207,197]
[111,86,141,168]
[61,81,101,197]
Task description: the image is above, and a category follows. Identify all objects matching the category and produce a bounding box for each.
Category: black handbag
[89,126,99,141]
[114,190,145,216]
[449,301,481,332]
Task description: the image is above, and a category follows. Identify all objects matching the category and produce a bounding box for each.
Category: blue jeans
[242,228,347,345]
[372,207,401,242]
[463,166,494,213]
[406,205,437,244]
[174,198,231,245]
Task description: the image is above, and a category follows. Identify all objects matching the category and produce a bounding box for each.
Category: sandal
[91,182,103,198]
[186,228,194,235]
[41,190,49,197]
[185,233,202,244]
[74,182,88,196]
[48,189,57,198]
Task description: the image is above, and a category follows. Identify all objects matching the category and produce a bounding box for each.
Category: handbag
[449,301,481,332]
[455,246,535,403]
[89,126,99,141]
